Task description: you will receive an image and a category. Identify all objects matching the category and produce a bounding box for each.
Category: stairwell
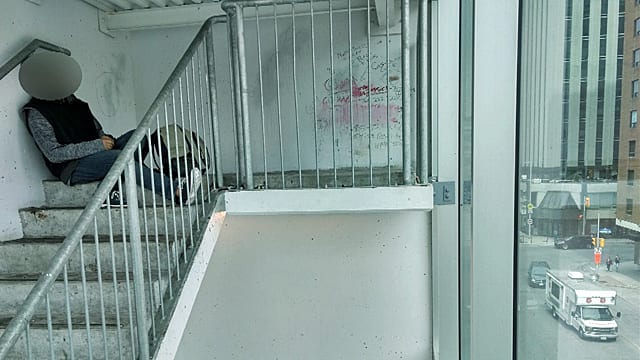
[0,180,189,359]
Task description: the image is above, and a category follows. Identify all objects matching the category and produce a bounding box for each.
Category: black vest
[24,97,101,181]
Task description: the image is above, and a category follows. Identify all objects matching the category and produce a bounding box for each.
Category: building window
[626,199,633,215]
[632,111,638,128]
[636,18,640,36]
[633,80,640,98]
[630,140,637,157]
[628,170,635,185]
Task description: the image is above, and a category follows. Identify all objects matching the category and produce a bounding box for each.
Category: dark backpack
[150,124,210,179]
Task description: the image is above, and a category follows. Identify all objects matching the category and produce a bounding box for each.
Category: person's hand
[101,136,115,150]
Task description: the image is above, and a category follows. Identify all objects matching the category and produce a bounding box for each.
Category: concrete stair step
[0,273,168,323]
[0,237,178,274]
[0,325,134,360]
[19,206,200,238]
[43,180,164,208]
[43,175,216,208]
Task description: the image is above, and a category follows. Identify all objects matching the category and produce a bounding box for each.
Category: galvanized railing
[222,0,427,189]
[0,39,71,81]
[0,16,233,360]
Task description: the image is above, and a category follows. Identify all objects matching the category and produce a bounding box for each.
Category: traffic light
[592,238,597,247]
[599,238,605,248]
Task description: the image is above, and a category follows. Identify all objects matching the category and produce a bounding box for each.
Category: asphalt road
[516,239,640,360]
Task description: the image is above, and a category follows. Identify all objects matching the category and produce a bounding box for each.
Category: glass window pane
[517,1,640,359]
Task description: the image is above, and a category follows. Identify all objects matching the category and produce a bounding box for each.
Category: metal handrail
[0,15,228,359]
[0,39,70,81]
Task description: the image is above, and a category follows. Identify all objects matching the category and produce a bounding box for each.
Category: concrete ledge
[224,186,433,215]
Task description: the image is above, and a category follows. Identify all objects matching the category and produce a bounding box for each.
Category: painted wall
[175,212,431,360]
[0,0,136,241]
[128,25,199,118]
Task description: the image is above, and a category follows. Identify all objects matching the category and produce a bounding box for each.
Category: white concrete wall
[174,212,431,360]
[0,0,136,241]
[128,25,199,118]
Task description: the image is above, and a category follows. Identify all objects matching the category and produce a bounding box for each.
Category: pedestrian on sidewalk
[606,256,612,271]
[614,255,620,272]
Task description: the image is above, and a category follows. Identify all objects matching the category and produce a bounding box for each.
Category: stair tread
[0,271,163,282]
[0,315,131,328]
[2,235,179,244]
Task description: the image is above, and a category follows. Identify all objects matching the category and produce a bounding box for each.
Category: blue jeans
[69,130,176,201]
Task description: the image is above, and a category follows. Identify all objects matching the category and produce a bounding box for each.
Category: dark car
[554,235,593,250]
[528,261,550,288]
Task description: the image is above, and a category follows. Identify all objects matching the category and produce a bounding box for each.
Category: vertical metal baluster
[136,145,157,342]
[182,66,196,252]
[105,200,123,360]
[116,178,136,359]
[25,320,33,360]
[310,0,320,187]
[188,55,202,232]
[124,160,150,360]
[401,0,411,184]
[228,13,245,188]
[205,25,223,191]
[198,43,215,199]
[169,89,182,282]
[192,46,207,216]
[348,0,355,186]
[45,293,54,360]
[386,0,391,185]
[329,0,337,187]
[78,236,94,359]
[164,96,180,288]
[367,0,373,185]
[177,76,190,266]
[256,5,269,189]
[148,124,166,318]
[63,265,75,360]
[291,2,302,188]
[272,3,286,188]
[93,219,108,359]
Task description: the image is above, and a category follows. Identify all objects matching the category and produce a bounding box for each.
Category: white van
[545,270,620,341]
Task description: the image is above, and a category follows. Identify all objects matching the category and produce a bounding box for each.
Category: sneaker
[101,190,127,208]
[177,168,202,206]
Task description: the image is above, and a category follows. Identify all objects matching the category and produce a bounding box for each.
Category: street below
[517,238,640,360]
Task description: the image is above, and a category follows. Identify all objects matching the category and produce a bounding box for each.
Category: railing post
[124,160,150,360]
[205,26,225,189]
[233,5,255,190]
[401,0,413,185]
[228,10,248,188]
[417,0,432,183]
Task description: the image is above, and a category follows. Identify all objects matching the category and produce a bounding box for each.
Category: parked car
[554,235,593,250]
[528,261,550,288]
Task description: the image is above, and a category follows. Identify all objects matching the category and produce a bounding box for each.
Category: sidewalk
[518,234,555,246]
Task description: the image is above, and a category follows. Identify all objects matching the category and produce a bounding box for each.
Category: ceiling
[77,0,394,33]
[80,0,221,12]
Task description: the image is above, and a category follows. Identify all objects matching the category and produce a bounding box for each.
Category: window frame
[631,110,638,128]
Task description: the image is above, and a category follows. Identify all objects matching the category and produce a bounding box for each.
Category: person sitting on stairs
[19,51,201,207]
